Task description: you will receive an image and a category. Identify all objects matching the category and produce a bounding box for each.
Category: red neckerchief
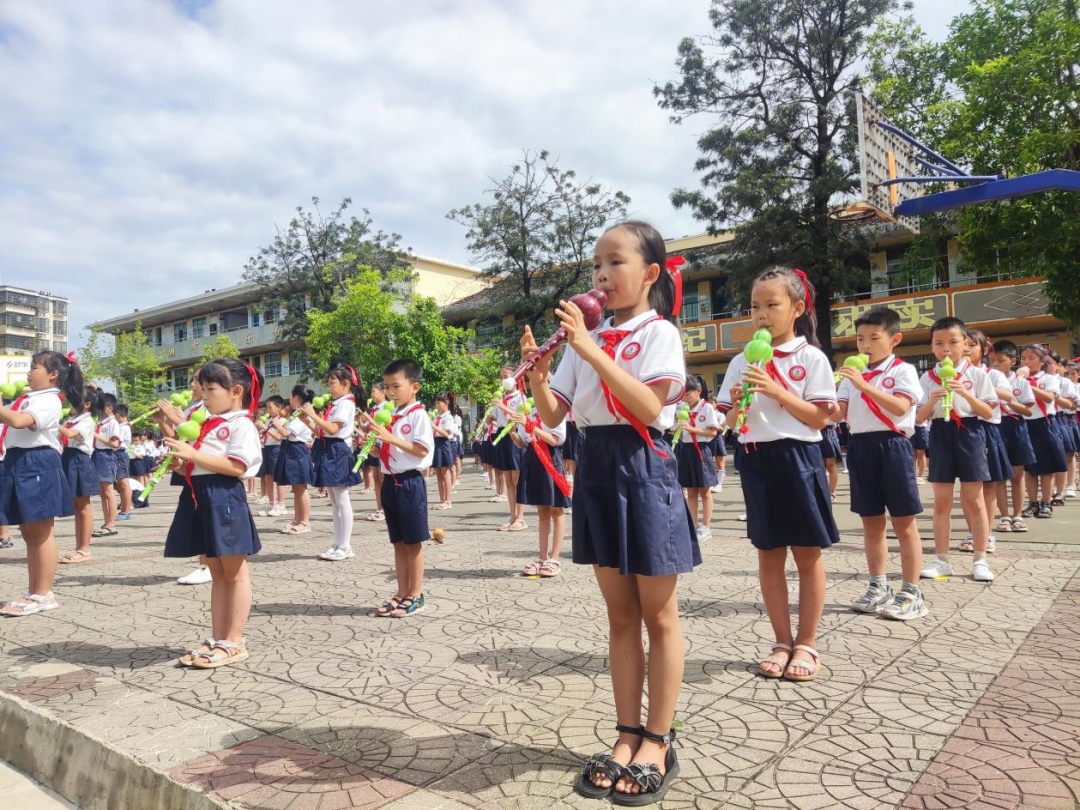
[687,402,706,459]
[524,412,571,496]
[763,340,806,392]
[62,414,87,449]
[320,394,354,441]
[597,316,667,457]
[1030,373,1050,418]
[184,415,227,509]
[379,403,424,476]
[860,357,904,434]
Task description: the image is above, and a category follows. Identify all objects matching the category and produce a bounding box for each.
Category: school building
[87,255,487,398]
[443,224,1078,395]
[0,285,69,355]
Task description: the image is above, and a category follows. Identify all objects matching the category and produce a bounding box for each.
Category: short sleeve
[1018,379,1035,405]
[702,403,720,430]
[78,419,94,444]
[974,369,997,403]
[331,399,355,426]
[802,349,837,409]
[637,321,687,405]
[918,372,932,406]
[225,420,262,477]
[892,364,922,402]
[836,378,852,403]
[549,345,580,409]
[716,355,747,412]
[544,418,567,446]
[408,409,433,450]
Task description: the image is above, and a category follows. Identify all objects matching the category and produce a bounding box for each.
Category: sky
[0,0,969,348]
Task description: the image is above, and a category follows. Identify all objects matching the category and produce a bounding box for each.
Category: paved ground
[1,464,1079,809]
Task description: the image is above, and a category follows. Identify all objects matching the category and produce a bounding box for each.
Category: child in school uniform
[676,376,719,541]
[491,368,528,531]
[527,221,696,804]
[1019,344,1067,519]
[0,351,82,616]
[1046,352,1078,501]
[719,267,838,683]
[990,341,1036,532]
[114,404,134,521]
[306,366,364,561]
[450,401,464,491]
[273,385,315,534]
[0,436,9,551]
[257,396,287,518]
[91,392,121,537]
[916,318,997,582]
[364,359,434,620]
[911,418,929,482]
[361,383,389,518]
[431,392,457,510]
[509,396,570,578]
[58,386,100,564]
[164,359,263,668]
[819,421,842,502]
[1065,362,1080,497]
[834,307,926,620]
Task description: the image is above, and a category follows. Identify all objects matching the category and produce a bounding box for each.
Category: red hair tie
[792,268,813,312]
[245,364,261,418]
[346,364,358,387]
[65,351,79,365]
[665,255,686,318]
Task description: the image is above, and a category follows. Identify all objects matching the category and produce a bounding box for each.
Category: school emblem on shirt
[882,377,896,389]
[620,342,642,360]
[788,365,806,382]
[963,380,974,390]
[401,424,412,435]
[215,427,230,440]
[1038,381,1047,389]
[1014,388,1022,397]
[697,413,707,423]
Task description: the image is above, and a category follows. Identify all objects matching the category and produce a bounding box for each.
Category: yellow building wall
[411,258,489,307]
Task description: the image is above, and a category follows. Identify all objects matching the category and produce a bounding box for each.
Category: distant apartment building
[0,285,69,355]
[87,255,487,398]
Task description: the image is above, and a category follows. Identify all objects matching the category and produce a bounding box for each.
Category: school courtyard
[1,469,1079,810]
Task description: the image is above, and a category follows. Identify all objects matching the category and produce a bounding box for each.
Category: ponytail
[752,267,819,347]
[32,350,84,411]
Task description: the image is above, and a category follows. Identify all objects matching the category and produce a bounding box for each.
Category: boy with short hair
[835,307,927,620]
[916,317,997,582]
[364,359,433,619]
[989,340,1036,532]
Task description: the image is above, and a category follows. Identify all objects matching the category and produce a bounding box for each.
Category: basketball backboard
[855,93,922,233]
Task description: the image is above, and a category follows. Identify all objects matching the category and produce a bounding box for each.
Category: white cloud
[0,0,964,346]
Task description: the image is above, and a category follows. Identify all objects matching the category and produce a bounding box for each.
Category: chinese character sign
[832,295,948,338]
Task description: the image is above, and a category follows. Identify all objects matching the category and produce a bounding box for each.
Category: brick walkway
[1,470,1078,809]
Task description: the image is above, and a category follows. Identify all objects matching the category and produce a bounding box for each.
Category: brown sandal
[59,550,94,564]
[759,643,792,679]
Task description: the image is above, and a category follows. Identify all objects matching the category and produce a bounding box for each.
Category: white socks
[328,487,353,550]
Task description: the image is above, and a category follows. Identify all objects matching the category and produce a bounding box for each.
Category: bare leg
[73,497,94,555]
[205,556,251,643]
[23,520,58,596]
[891,515,922,583]
[1010,467,1026,517]
[931,482,955,556]
[959,481,989,555]
[550,507,565,558]
[757,547,793,675]
[862,514,888,576]
[825,457,837,496]
[293,485,310,524]
[536,505,550,559]
[685,488,698,526]
[702,488,713,526]
[787,547,826,678]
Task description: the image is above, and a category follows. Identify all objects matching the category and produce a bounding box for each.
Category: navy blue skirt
[676,441,718,488]
[164,474,261,558]
[517,444,571,508]
[910,425,929,452]
[1054,414,1077,453]
[480,439,495,465]
[711,434,727,458]
[433,436,455,468]
[313,438,354,487]
[0,447,74,524]
[981,422,1013,483]
[573,425,699,576]
[563,422,585,462]
[259,444,281,477]
[1025,418,1068,476]
[91,448,117,484]
[492,433,525,472]
[382,470,429,545]
[275,440,313,485]
[739,439,839,550]
[999,417,1036,468]
[62,448,99,499]
[848,432,922,518]
[928,418,990,483]
[819,426,842,460]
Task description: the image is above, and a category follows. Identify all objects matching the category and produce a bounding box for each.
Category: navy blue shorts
[275,440,313,485]
[164,474,261,558]
[313,438,353,487]
[819,427,842,460]
[480,439,495,465]
[0,447,74,524]
[910,425,929,452]
[738,439,839,550]
[92,448,117,484]
[114,450,130,481]
[999,417,1036,468]
[492,434,525,472]
[712,434,727,458]
[432,437,455,469]
[563,422,584,462]
[848,432,923,517]
[62,448,99,499]
[259,444,281,477]
[363,444,382,468]
[1054,414,1077,453]
[573,425,699,576]
[517,444,571,508]
[382,470,429,544]
[1024,418,1068,476]
[676,441,718,489]
[928,418,990,483]
[981,422,1013,483]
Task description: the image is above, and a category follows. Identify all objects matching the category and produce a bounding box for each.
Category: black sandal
[611,727,679,806]
[374,595,404,617]
[575,724,644,799]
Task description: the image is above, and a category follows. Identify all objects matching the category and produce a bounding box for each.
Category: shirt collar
[26,387,60,398]
[773,336,807,354]
[393,401,419,416]
[868,355,895,371]
[600,309,659,333]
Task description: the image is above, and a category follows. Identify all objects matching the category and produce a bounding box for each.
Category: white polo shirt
[5,387,63,453]
[679,400,720,443]
[119,422,132,449]
[717,336,836,444]
[279,414,313,444]
[453,414,463,442]
[380,401,434,474]
[494,390,526,429]
[324,395,356,442]
[1060,378,1078,414]
[1029,372,1061,418]
[837,355,921,436]
[190,411,262,479]
[64,412,95,455]
[918,359,997,420]
[1003,372,1036,419]
[982,367,1011,425]
[432,410,455,438]
[550,309,686,431]
[261,418,281,447]
[94,414,121,450]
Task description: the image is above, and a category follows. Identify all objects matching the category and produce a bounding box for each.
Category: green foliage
[655,0,898,358]
[868,0,1080,325]
[305,267,501,404]
[196,333,242,367]
[79,323,165,416]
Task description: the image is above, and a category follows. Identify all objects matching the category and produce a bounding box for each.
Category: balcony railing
[150,321,292,361]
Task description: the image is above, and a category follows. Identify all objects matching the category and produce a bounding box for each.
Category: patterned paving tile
[2,667,99,702]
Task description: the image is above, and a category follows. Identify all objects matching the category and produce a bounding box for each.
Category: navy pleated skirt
[517,443,571,508]
[0,447,74,524]
[999,417,1036,468]
[165,474,261,558]
[62,448,99,499]
[563,421,585,462]
[819,426,842,460]
[492,434,524,472]
[432,437,455,468]
[259,444,281,477]
[1024,418,1067,476]
[92,448,117,484]
[676,441,718,488]
[313,438,354,487]
[981,422,1013,483]
[275,440,313,485]
[572,425,699,576]
[1053,414,1077,453]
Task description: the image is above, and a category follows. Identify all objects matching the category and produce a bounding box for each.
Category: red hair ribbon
[245,364,261,418]
[65,351,79,365]
[346,364,358,387]
[792,269,813,312]
[665,255,686,318]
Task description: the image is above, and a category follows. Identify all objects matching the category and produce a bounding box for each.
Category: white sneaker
[256,496,269,505]
[178,566,212,585]
[321,547,355,562]
[700,525,713,540]
[972,559,995,582]
[1066,487,1077,499]
[268,505,286,517]
[916,476,926,484]
[258,507,270,516]
[919,559,954,579]
[737,513,747,522]
[489,494,507,503]
[710,485,722,493]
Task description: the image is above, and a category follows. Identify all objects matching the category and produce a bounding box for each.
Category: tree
[79,323,165,417]
[242,198,409,347]
[305,267,501,404]
[655,0,898,360]
[447,150,630,354]
[868,0,1080,326]
[195,333,241,367]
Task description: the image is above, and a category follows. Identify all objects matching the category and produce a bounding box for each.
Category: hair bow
[665,255,686,318]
